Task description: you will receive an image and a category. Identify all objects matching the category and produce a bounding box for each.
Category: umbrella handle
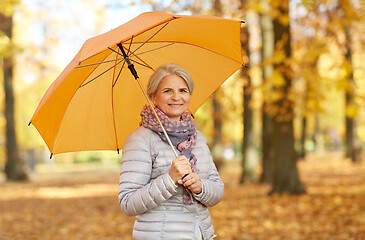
[117,43,179,158]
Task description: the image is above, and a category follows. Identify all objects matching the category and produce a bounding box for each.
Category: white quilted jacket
[118,127,224,240]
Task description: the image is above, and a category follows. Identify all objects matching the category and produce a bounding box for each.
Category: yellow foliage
[346,104,359,118]
[307,99,324,113]
[278,14,290,26]
[2,0,365,162]
[0,32,11,58]
[271,50,287,65]
[271,69,286,87]
[0,0,19,16]
[300,0,317,8]
[247,2,264,14]
[1,155,365,239]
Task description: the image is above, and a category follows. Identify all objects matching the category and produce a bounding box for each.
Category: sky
[15,0,153,83]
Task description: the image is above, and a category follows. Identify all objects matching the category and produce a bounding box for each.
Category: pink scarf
[140,104,198,204]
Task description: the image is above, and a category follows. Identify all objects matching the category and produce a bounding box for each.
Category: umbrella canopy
[29,11,244,156]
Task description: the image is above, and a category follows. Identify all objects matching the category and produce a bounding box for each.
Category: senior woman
[118,63,224,240]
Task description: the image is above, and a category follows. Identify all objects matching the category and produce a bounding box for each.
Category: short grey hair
[147,63,194,98]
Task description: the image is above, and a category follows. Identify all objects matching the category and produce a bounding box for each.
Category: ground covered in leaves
[1,152,365,240]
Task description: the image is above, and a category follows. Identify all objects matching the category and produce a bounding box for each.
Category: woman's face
[151,75,191,121]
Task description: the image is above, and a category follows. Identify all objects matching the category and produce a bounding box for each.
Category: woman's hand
[169,155,192,184]
[178,172,202,195]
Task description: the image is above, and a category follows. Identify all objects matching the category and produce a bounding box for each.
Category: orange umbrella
[29,11,245,157]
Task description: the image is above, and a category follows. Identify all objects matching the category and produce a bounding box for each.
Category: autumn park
[1,0,365,239]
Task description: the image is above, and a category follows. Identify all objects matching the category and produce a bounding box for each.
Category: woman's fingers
[173,156,192,173]
[181,172,202,194]
[169,155,192,184]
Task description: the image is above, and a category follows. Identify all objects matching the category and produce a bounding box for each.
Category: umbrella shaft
[117,43,178,158]
[135,77,179,158]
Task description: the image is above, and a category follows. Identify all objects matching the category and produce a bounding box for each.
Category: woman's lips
[168,104,183,108]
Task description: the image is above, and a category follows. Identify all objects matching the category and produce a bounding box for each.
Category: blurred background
[1,0,365,239]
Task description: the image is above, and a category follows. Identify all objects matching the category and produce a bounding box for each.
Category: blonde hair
[147,63,194,98]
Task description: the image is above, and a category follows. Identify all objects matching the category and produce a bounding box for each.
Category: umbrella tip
[28,121,31,126]
[50,153,53,159]
[241,20,245,23]
[117,148,120,154]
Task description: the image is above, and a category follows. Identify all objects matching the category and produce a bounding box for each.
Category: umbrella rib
[129,42,177,58]
[133,40,245,66]
[129,58,153,69]
[110,20,173,71]
[185,42,244,66]
[130,18,173,55]
[107,44,151,70]
[117,44,155,71]
[78,37,243,88]
[75,18,176,65]
[109,45,154,75]
[75,45,125,69]
[106,46,151,69]
[114,42,176,70]
[111,52,120,153]
[79,58,124,88]
[126,39,243,68]
[127,35,134,56]
[75,58,120,68]
[124,35,154,69]
[112,58,126,87]
[108,46,123,57]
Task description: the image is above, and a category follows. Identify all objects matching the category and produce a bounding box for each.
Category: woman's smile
[169,103,183,107]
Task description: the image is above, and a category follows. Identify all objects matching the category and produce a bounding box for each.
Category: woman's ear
[150,94,156,105]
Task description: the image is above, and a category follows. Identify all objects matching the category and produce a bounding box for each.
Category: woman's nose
[172,92,180,100]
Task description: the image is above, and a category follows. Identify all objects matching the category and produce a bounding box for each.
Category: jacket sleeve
[118,129,178,216]
[193,153,224,207]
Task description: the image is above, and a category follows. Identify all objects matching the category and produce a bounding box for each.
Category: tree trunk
[270,117,305,194]
[344,24,362,163]
[212,94,222,148]
[345,115,361,162]
[260,108,273,183]
[239,6,258,183]
[312,114,320,152]
[210,0,224,170]
[259,8,274,184]
[269,0,305,194]
[241,69,258,183]
[1,13,28,181]
[299,116,306,159]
